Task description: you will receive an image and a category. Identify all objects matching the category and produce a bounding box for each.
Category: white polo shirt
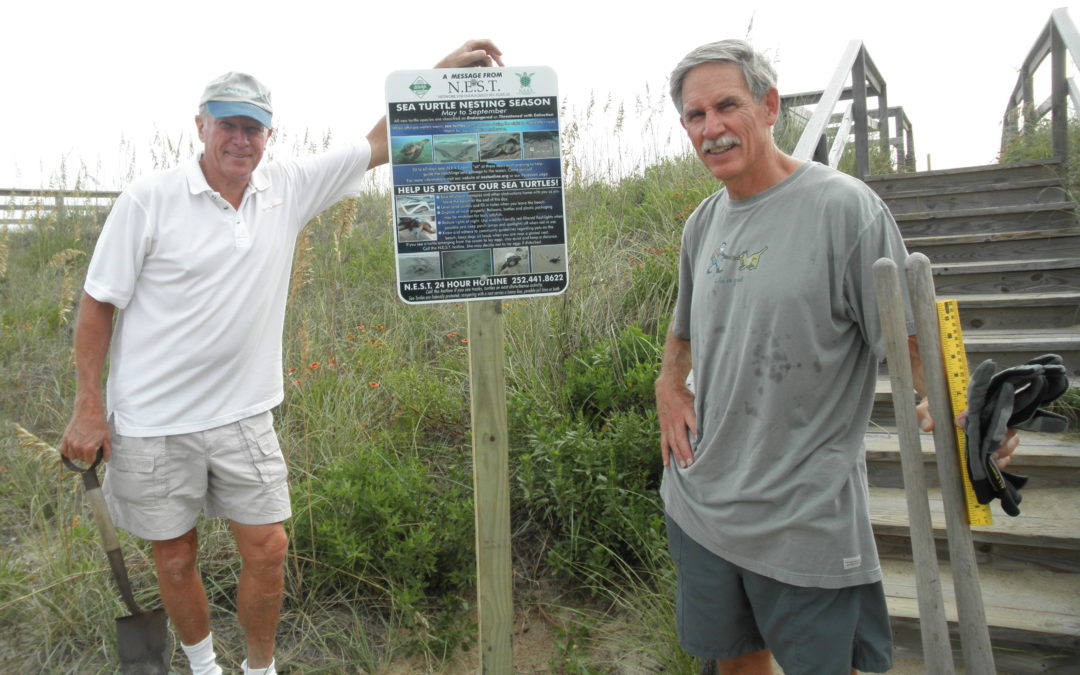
[85,140,372,436]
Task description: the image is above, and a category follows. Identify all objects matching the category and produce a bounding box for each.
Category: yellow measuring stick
[936,299,993,526]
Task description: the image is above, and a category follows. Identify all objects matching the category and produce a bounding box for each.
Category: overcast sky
[3,1,1075,189]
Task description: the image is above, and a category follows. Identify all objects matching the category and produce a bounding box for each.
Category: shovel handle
[64,448,144,615]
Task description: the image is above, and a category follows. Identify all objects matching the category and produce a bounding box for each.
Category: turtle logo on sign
[516,72,535,94]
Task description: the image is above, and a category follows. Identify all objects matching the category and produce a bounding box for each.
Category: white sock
[180,633,222,675]
[241,658,277,675]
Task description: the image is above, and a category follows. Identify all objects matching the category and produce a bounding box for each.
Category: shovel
[64,449,171,674]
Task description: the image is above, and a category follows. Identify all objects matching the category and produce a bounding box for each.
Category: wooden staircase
[863,159,1080,672]
[867,159,1080,375]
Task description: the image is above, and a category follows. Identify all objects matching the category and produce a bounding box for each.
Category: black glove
[964,354,1069,517]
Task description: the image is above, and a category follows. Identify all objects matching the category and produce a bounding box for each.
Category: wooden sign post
[467,299,512,673]
[385,67,568,671]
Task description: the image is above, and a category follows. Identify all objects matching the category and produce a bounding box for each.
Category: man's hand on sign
[437,40,504,69]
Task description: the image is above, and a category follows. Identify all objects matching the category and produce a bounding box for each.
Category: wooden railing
[1002,7,1080,164]
[780,40,914,179]
[1,188,120,227]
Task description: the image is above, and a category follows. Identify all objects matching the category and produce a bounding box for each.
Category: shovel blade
[116,607,170,675]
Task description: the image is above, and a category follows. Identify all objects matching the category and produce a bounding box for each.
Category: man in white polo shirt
[59,40,503,675]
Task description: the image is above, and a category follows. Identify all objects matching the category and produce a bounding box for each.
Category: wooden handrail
[783,40,906,179]
[1001,7,1079,163]
[1,188,119,227]
[1,188,121,199]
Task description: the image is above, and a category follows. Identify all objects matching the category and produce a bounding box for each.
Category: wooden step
[871,484,1080,575]
[865,156,1080,669]
[960,328,1080,378]
[947,292,1080,331]
[929,257,1080,295]
[881,558,1080,650]
[872,325,1080,378]
[906,228,1080,264]
[882,178,1069,215]
[864,430,1080,491]
[888,619,1080,674]
[866,159,1066,196]
[894,202,1077,238]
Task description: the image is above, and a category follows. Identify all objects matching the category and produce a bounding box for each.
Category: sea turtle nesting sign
[385,67,568,304]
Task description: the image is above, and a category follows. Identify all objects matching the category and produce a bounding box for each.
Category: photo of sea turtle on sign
[398,252,441,281]
[442,249,493,278]
[434,133,479,163]
[529,244,566,274]
[479,133,521,160]
[494,246,530,275]
[392,136,432,164]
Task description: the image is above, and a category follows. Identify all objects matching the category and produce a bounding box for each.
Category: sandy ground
[381,609,937,674]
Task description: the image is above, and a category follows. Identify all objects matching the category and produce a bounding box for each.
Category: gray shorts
[103,411,291,540]
[665,514,893,674]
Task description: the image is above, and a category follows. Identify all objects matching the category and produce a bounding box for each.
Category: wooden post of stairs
[906,253,997,674]
[873,258,955,673]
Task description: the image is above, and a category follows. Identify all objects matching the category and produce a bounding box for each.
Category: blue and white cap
[199,71,273,129]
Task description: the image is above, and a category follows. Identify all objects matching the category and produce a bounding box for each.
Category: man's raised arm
[365,39,504,169]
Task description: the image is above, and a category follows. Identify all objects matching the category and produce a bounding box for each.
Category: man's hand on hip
[657,380,697,469]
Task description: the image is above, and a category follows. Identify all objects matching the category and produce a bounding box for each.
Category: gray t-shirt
[662,161,910,588]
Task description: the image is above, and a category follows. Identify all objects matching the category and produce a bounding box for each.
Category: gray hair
[669,40,777,115]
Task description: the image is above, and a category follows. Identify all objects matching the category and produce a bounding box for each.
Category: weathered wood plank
[865,159,1064,196]
[881,558,1080,641]
[958,327,1080,350]
[907,227,1080,248]
[890,619,1080,673]
[866,428,1080,459]
[907,228,1080,263]
[869,388,1080,490]
[947,291,1080,307]
[894,202,1077,238]
[929,259,1080,295]
[886,182,1069,215]
[466,300,513,673]
[896,202,1076,223]
[955,306,1079,330]
[878,176,1061,200]
[870,487,1080,549]
[932,258,1080,275]
[876,533,1080,573]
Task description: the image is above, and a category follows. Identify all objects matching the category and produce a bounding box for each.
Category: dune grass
[0,91,721,673]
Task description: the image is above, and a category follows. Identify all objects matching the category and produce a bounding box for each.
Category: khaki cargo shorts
[103,411,291,540]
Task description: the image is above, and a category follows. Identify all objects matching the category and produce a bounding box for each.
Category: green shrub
[511,322,667,585]
[621,241,680,332]
[562,323,664,423]
[288,433,475,640]
[998,117,1080,198]
[1048,387,1080,438]
[511,403,664,583]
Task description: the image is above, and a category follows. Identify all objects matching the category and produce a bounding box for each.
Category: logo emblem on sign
[516,72,535,94]
[409,77,432,98]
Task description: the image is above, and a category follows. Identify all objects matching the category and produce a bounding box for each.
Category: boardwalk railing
[1,188,120,227]
[1002,7,1080,165]
[779,40,914,179]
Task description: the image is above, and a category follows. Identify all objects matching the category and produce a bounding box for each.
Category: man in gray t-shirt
[655,40,1020,675]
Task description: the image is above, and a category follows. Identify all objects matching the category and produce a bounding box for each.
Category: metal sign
[385,66,568,304]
